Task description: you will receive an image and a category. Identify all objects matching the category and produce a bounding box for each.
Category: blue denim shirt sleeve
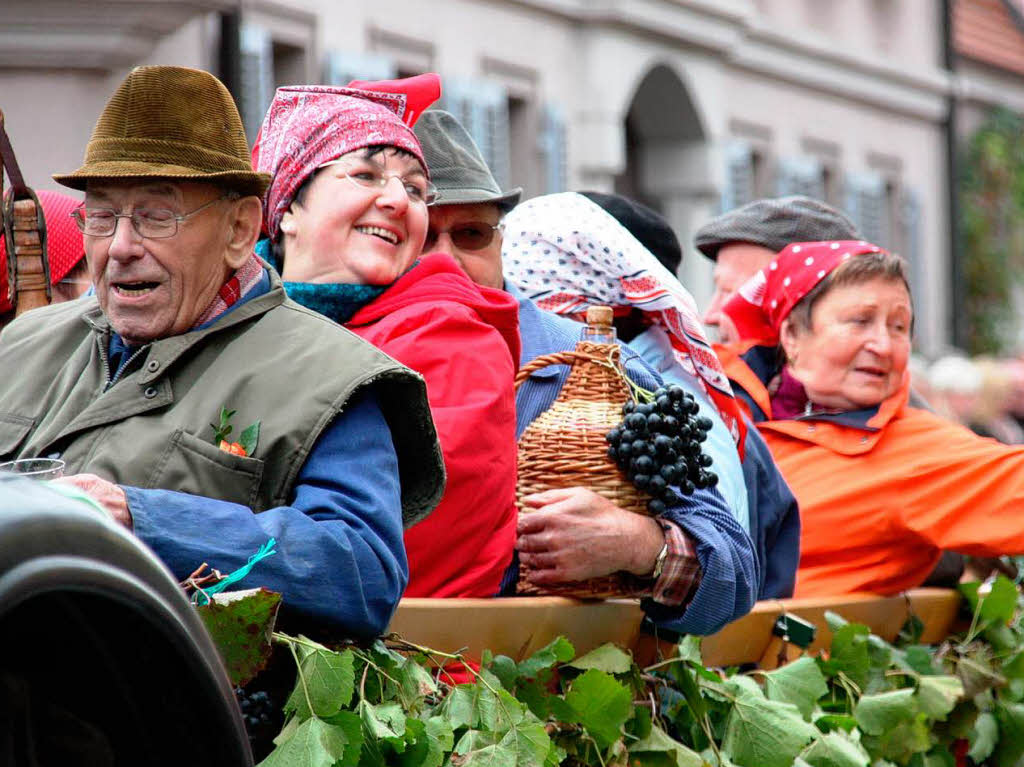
[126,387,406,639]
[628,326,750,535]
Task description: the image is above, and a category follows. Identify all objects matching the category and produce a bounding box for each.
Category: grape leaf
[518,636,575,679]
[499,719,552,767]
[677,635,703,664]
[798,731,870,767]
[994,701,1024,766]
[567,643,633,674]
[721,685,818,767]
[396,655,437,709]
[968,710,998,763]
[628,724,704,767]
[452,730,514,767]
[957,655,1006,698]
[488,654,520,690]
[822,622,871,687]
[443,685,491,730]
[319,709,362,766]
[398,715,454,767]
[762,657,830,719]
[258,717,353,767]
[283,645,354,719]
[360,701,407,741]
[853,689,917,735]
[565,669,633,748]
[980,576,1018,624]
[197,587,280,687]
[916,675,963,720]
[860,717,931,763]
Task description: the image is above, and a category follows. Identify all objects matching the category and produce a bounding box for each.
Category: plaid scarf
[192,253,265,328]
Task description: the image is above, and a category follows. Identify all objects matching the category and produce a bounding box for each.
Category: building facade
[3,0,1015,355]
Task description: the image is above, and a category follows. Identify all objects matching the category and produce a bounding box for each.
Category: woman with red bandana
[719,240,1024,598]
[253,75,520,598]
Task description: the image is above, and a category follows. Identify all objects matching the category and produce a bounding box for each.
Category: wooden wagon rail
[388,588,963,667]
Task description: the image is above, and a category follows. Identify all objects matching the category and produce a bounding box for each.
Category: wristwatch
[650,541,669,580]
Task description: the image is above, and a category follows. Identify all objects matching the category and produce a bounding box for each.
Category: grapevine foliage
[202,578,1024,766]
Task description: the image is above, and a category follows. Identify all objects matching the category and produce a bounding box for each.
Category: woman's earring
[280,220,295,235]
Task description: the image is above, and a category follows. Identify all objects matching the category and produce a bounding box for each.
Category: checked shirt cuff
[649,519,702,606]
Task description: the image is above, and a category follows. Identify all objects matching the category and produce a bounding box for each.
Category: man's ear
[224,196,264,270]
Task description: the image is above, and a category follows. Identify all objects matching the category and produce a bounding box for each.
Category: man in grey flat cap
[694,196,859,344]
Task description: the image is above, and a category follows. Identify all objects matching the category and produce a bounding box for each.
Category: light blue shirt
[628,326,750,534]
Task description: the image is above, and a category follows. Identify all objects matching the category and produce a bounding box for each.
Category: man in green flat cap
[0,66,443,637]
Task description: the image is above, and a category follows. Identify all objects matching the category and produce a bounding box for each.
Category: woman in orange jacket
[719,239,1024,598]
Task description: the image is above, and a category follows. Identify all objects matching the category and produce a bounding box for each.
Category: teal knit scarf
[283,281,388,323]
[254,238,395,323]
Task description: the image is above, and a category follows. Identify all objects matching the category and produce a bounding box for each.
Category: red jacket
[348,254,520,597]
[720,344,1024,598]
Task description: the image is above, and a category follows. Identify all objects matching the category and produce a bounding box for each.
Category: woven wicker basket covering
[515,338,653,599]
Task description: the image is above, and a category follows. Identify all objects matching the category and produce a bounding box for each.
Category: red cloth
[722,240,884,346]
[347,253,520,597]
[252,74,441,240]
[1,190,85,313]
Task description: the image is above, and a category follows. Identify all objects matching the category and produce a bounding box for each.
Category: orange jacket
[719,345,1024,598]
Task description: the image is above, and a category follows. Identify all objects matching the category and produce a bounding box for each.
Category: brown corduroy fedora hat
[54,66,270,197]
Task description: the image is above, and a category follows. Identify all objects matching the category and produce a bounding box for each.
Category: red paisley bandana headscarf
[722,240,887,346]
[251,73,441,241]
[503,192,747,451]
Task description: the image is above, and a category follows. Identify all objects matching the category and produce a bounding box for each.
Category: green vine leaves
[205,575,1024,766]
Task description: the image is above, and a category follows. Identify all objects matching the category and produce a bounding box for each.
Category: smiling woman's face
[781,276,913,410]
[279,148,428,286]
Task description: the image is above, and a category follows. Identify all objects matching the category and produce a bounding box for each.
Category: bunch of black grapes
[606,384,717,513]
[235,686,281,753]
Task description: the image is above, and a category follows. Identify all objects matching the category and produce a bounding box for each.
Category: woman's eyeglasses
[423,222,503,252]
[321,158,438,205]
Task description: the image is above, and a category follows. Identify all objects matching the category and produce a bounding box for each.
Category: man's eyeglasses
[423,221,503,252]
[321,158,438,205]
[70,194,233,239]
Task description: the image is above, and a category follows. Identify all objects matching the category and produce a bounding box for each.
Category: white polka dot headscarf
[502,191,746,448]
[723,240,886,346]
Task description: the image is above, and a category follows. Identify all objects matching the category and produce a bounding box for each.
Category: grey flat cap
[414,110,522,212]
[694,195,860,260]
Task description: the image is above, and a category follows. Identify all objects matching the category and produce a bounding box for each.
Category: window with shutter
[775,156,826,201]
[324,51,397,86]
[844,171,890,247]
[539,104,567,194]
[239,23,273,142]
[722,141,755,212]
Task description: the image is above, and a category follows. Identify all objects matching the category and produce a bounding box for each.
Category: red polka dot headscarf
[1,189,85,314]
[722,240,887,346]
[251,73,441,241]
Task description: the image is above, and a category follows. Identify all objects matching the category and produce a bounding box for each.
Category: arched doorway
[614,64,717,307]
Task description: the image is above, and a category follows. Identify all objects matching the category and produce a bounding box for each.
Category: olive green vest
[0,275,443,526]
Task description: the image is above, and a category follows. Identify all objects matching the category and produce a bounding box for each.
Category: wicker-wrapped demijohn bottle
[514,306,654,599]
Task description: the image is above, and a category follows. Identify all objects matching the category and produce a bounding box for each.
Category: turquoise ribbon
[194,538,278,605]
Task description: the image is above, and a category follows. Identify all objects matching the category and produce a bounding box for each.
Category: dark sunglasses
[423,221,503,252]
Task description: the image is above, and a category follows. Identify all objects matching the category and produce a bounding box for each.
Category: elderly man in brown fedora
[0,66,443,637]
